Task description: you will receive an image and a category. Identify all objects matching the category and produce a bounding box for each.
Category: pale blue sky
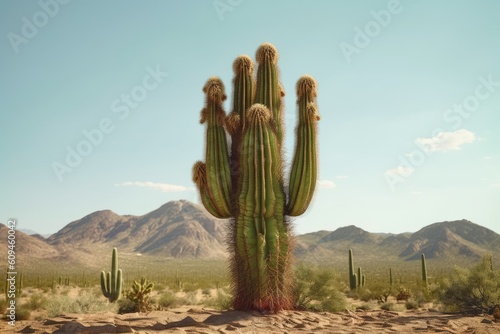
[1,0,499,236]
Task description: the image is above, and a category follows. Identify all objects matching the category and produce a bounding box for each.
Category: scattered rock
[53,321,85,334]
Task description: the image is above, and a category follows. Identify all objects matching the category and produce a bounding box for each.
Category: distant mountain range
[1,200,499,269]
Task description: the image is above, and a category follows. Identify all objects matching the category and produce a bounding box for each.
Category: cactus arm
[113,269,123,301]
[192,161,226,218]
[201,78,232,218]
[254,44,283,143]
[106,272,112,297]
[231,55,255,131]
[287,76,320,216]
[100,271,109,297]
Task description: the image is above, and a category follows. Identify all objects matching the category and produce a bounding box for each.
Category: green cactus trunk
[193,43,319,312]
[357,267,365,288]
[421,253,428,288]
[101,247,123,302]
[348,249,357,290]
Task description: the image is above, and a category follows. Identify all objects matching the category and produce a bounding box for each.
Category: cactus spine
[193,43,319,312]
[421,253,428,288]
[100,247,123,302]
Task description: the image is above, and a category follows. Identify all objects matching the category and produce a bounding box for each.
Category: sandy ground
[2,306,500,334]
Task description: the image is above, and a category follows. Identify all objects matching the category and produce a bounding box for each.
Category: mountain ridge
[2,201,499,268]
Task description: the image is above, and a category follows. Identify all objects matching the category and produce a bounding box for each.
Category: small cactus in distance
[357,267,365,288]
[125,277,154,313]
[348,249,357,290]
[421,253,428,288]
[100,247,123,302]
[396,286,412,301]
[348,250,365,289]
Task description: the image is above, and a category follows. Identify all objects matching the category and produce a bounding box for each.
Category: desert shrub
[434,255,500,314]
[295,264,348,312]
[13,304,31,320]
[357,288,373,302]
[396,286,412,301]
[345,289,360,300]
[414,288,433,306]
[380,302,396,311]
[153,283,166,292]
[27,293,48,310]
[204,292,233,310]
[46,292,110,317]
[377,290,392,304]
[182,282,198,293]
[0,298,7,313]
[157,292,176,309]
[180,291,200,305]
[405,299,419,310]
[118,298,137,314]
[356,303,374,311]
[357,284,392,303]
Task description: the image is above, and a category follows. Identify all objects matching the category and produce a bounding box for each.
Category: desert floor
[3,306,500,334]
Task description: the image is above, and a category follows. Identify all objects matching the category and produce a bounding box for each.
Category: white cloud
[411,191,423,195]
[384,166,414,177]
[490,183,500,188]
[415,129,476,152]
[317,180,336,189]
[115,181,194,192]
[335,175,348,180]
[484,156,493,160]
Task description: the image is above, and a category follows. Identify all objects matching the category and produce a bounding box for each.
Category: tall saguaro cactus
[193,43,319,312]
[100,247,123,302]
[348,249,365,290]
[421,253,428,288]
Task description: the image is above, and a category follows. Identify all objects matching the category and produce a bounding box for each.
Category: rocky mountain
[296,219,500,263]
[399,220,500,260]
[319,225,383,244]
[47,200,228,259]
[0,224,59,266]
[1,201,498,270]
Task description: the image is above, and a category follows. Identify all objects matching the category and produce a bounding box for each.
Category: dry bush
[434,255,500,314]
[294,264,348,312]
